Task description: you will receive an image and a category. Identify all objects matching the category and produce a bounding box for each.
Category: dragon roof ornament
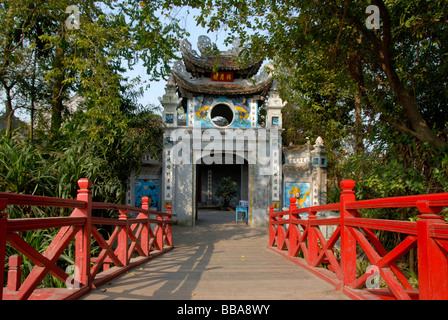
[179,36,263,74]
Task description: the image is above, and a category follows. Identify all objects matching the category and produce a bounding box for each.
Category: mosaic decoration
[193,96,255,128]
[165,113,174,124]
[135,179,159,209]
[285,182,311,210]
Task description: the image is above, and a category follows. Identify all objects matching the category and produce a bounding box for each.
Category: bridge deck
[81,209,349,300]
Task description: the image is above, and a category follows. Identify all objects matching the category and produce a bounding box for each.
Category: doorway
[195,153,249,222]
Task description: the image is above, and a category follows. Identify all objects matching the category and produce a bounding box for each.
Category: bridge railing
[0,178,173,300]
[269,179,448,300]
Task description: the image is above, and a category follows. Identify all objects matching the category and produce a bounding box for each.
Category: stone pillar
[310,137,335,241]
[264,80,286,212]
[159,75,182,127]
[310,136,327,206]
[264,80,286,129]
[282,143,312,210]
[159,75,182,221]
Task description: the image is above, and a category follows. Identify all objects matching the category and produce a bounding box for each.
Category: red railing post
[156,210,164,250]
[308,209,318,266]
[269,206,275,247]
[339,179,357,287]
[277,208,285,250]
[166,205,173,246]
[416,201,448,299]
[117,209,129,265]
[74,179,92,288]
[288,198,298,257]
[139,197,150,256]
[7,255,22,291]
[0,199,8,300]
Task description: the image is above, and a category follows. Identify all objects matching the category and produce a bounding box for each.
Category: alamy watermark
[63,4,379,31]
[65,5,80,30]
[366,5,380,30]
[65,265,80,289]
[366,265,380,289]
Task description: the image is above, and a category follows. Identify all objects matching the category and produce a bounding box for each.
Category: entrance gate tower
[158,36,283,226]
[156,36,327,227]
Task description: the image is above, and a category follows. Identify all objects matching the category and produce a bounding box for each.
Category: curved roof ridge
[180,37,264,76]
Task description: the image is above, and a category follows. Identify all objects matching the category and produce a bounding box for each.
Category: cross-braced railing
[0,178,173,300]
[269,179,448,300]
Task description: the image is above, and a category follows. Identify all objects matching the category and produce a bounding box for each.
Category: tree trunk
[380,48,446,149]
[347,49,365,155]
[352,0,447,149]
[50,43,65,140]
[29,53,37,141]
[4,88,14,139]
[354,90,364,154]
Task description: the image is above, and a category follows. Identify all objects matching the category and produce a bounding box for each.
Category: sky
[128,7,232,113]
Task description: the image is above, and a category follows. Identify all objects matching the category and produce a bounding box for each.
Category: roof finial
[198,35,212,56]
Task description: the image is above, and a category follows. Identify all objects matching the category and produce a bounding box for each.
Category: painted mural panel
[193,96,254,128]
[135,179,159,209]
[285,182,310,210]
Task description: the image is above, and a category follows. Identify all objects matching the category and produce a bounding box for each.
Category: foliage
[215,176,238,207]
[1,0,187,138]
[1,108,162,203]
[1,104,163,287]
[334,130,448,221]
[186,0,447,147]
[0,0,175,205]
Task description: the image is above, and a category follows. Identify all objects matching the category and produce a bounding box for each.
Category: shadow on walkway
[81,209,349,300]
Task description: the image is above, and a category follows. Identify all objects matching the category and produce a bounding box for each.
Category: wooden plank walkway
[81,209,350,300]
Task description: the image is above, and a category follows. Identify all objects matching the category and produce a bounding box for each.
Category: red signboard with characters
[211,72,234,82]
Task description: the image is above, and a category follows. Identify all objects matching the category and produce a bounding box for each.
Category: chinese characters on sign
[211,72,234,82]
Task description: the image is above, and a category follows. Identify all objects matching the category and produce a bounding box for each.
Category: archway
[195,153,249,223]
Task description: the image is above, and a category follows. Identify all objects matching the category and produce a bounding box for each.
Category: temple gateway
[126,36,327,227]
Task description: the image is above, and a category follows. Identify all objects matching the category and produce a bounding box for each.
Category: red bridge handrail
[0,192,86,209]
[268,179,448,300]
[92,202,172,217]
[0,178,173,300]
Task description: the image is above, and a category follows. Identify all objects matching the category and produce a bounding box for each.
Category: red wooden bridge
[269,180,448,300]
[0,179,173,300]
[1,178,448,300]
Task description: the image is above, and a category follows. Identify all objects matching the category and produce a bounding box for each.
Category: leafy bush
[215,176,237,207]
[1,106,162,287]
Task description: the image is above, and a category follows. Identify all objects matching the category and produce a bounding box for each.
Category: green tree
[0,0,180,203]
[0,1,40,138]
[172,0,447,149]
[0,0,180,289]
[1,0,187,140]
